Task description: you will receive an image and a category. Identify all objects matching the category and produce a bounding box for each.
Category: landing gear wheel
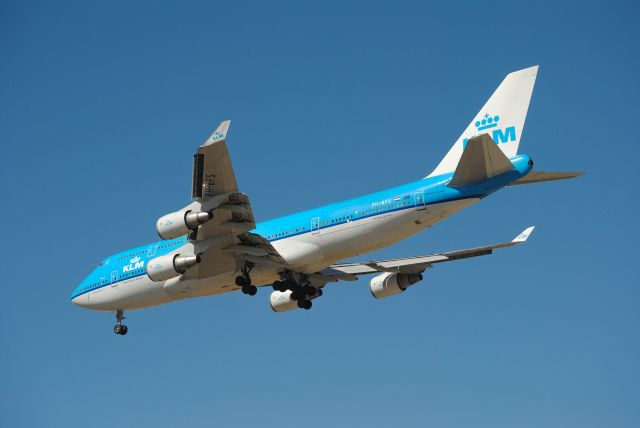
[235,275,249,287]
[297,299,312,310]
[114,310,127,335]
[242,285,257,296]
[273,280,287,292]
[303,285,316,296]
[291,287,305,301]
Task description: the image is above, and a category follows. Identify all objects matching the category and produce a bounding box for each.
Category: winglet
[512,226,535,243]
[203,120,231,146]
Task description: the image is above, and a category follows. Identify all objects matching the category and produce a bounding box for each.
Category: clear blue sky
[2,1,638,427]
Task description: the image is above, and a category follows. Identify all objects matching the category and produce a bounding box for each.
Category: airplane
[71,65,582,335]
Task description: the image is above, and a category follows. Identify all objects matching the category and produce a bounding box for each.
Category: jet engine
[369,272,423,299]
[269,290,299,313]
[156,210,213,240]
[270,286,321,312]
[146,253,201,282]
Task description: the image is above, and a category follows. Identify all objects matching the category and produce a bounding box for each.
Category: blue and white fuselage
[71,155,533,311]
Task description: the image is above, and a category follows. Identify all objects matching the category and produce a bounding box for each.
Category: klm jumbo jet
[72,66,581,335]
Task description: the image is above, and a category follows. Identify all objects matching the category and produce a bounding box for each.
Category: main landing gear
[272,273,322,310]
[113,310,128,336]
[236,262,257,296]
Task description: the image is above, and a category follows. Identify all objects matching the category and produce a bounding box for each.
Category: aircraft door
[147,244,158,257]
[414,192,426,210]
[111,271,119,287]
[311,217,320,235]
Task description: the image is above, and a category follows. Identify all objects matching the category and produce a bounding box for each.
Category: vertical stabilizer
[427,66,538,178]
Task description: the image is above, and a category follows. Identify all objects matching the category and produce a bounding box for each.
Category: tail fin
[427,66,539,178]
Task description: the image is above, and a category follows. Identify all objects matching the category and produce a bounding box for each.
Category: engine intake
[146,253,201,282]
[370,272,423,299]
[156,210,212,240]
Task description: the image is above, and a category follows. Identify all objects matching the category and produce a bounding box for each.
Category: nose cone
[71,283,90,308]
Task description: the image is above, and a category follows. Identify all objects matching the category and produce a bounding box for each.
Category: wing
[192,120,239,199]
[322,226,535,280]
[180,121,285,279]
[188,121,256,238]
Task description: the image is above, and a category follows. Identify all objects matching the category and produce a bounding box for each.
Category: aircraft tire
[242,285,257,296]
[291,288,304,301]
[297,299,312,310]
[273,280,287,292]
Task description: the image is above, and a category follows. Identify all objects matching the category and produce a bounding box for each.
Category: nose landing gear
[113,310,128,335]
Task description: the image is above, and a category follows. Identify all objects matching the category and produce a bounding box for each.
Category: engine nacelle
[370,272,423,299]
[269,290,299,313]
[146,253,201,282]
[156,210,212,240]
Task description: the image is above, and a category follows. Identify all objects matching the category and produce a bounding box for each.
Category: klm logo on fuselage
[463,113,516,147]
[123,256,144,273]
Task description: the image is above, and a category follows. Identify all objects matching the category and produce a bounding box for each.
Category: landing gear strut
[113,310,128,335]
[236,262,257,296]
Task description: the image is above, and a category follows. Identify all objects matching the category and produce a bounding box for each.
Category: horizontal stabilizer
[509,171,583,186]
[448,134,514,187]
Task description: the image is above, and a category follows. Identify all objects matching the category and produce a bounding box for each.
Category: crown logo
[130,256,141,264]
[475,113,500,131]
